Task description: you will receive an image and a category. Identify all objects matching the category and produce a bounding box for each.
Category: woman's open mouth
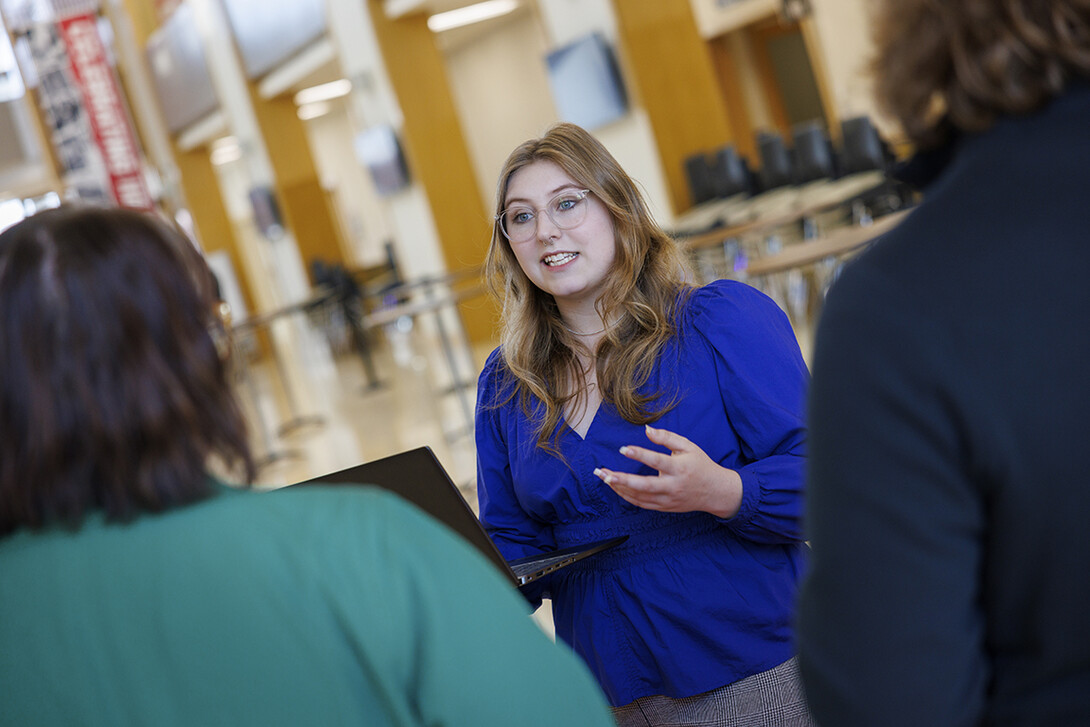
[543,252,578,267]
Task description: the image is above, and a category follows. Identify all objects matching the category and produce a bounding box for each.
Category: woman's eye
[511,210,533,225]
[555,197,579,212]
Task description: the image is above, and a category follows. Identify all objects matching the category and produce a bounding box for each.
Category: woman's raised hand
[594,425,743,518]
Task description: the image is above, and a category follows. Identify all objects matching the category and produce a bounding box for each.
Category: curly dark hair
[0,205,255,537]
[871,0,1090,149]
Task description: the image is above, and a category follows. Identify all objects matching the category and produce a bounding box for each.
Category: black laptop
[293,447,626,587]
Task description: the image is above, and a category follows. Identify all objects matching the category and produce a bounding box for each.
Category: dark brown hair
[484,123,694,455]
[871,0,1090,149]
[0,205,254,537]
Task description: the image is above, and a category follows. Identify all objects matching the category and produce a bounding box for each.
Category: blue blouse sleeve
[688,280,810,544]
[474,348,557,607]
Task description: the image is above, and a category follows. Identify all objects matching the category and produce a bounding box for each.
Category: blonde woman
[476,123,813,726]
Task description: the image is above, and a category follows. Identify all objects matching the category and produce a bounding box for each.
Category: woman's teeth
[543,252,577,266]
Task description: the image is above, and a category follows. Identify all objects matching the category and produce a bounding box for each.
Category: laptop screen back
[293,448,515,580]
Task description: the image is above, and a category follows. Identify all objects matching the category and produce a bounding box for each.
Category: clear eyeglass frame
[495,188,592,243]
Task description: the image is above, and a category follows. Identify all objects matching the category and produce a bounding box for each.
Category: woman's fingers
[643,424,694,452]
[596,424,740,514]
[618,425,694,473]
[594,468,673,508]
[594,467,655,492]
[618,445,670,472]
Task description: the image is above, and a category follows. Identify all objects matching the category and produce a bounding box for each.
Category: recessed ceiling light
[210,137,242,166]
[427,0,518,33]
[293,78,352,107]
[297,101,332,121]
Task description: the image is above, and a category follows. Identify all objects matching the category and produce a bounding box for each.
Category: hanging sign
[24,21,112,205]
[58,13,154,210]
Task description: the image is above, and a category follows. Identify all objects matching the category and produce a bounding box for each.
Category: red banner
[25,22,112,205]
[58,14,153,210]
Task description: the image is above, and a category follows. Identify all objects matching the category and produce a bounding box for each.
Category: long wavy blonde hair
[484,123,694,456]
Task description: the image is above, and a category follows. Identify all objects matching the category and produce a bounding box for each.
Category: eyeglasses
[496,189,591,243]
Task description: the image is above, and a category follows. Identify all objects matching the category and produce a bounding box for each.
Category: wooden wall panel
[366,0,495,343]
[117,0,258,314]
[707,35,756,163]
[610,0,735,214]
[248,88,349,273]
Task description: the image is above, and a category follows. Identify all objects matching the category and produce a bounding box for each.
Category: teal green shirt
[0,483,613,726]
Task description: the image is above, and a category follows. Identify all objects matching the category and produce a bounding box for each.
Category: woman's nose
[536,211,561,242]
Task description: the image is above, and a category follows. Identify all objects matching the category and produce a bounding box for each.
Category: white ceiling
[386,0,488,16]
[287,0,528,95]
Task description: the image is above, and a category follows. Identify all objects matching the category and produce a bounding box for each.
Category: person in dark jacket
[797,2,1090,726]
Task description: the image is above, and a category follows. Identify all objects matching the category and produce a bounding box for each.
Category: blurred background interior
[0,0,914,495]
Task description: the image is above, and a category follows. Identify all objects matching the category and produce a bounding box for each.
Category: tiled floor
[236,174,894,495]
[226,184,902,653]
[228,213,860,639]
[229,308,568,633]
[236,314,489,500]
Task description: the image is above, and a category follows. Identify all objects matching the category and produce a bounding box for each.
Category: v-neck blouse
[475,280,811,706]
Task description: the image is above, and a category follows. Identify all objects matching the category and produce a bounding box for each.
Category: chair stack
[684,145,756,206]
[681,116,895,207]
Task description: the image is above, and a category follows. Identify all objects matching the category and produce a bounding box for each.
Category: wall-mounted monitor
[247,185,284,238]
[545,32,628,131]
[354,125,410,197]
[146,3,219,135]
[791,121,834,184]
[221,0,327,80]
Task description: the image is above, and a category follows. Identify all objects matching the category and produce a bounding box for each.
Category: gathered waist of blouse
[553,510,722,571]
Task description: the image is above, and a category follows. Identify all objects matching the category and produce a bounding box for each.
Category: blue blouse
[475,280,810,706]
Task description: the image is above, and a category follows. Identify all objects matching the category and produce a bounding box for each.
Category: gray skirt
[611,657,814,727]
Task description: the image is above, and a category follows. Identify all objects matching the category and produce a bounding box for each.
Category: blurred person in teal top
[0,205,614,727]
[476,123,813,726]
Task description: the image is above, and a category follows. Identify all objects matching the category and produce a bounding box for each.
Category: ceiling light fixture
[293,78,352,107]
[210,136,242,166]
[427,0,518,33]
[297,101,332,121]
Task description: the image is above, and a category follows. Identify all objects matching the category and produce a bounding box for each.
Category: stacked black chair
[791,121,837,184]
[837,116,918,219]
[684,145,755,206]
[756,131,794,192]
[709,145,754,199]
[684,152,720,206]
[838,116,891,176]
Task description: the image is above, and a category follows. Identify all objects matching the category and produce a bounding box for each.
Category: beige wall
[440,0,676,226]
[806,0,887,133]
[689,0,884,134]
[301,100,392,268]
[442,9,557,216]
[728,30,775,133]
[437,0,887,230]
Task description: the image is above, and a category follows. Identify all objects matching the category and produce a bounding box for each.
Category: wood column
[799,16,840,141]
[365,0,495,344]
[707,35,756,163]
[171,149,253,288]
[116,0,257,313]
[246,85,350,276]
[610,0,736,215]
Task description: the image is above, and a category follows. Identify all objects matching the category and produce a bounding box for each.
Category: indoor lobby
[5,3,1088,725]
[2,0,903,498]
